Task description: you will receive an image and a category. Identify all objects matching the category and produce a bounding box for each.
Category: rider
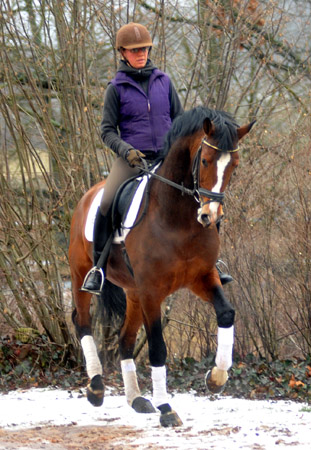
[82,22,233,294]
[82,22,183,294]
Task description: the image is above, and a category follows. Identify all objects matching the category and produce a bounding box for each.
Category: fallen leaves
[288,374,305,389]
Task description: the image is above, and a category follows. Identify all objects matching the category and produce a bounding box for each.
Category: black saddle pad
[112,176,145,233]
[111,159,163,234]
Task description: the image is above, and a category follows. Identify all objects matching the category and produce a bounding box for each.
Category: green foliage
[163,354,311,402]
[1,334,311,404]
[0,335,85,392]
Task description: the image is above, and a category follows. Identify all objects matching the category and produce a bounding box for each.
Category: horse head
[195,116,255,227]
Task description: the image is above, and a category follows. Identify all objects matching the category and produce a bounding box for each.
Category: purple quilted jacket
[110,69,172,152]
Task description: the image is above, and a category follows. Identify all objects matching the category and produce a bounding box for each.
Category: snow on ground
[0,387,310,449]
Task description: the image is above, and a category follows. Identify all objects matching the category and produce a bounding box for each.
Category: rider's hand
[126,149,146,167]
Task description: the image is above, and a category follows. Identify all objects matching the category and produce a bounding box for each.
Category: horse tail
[98,279,127,321]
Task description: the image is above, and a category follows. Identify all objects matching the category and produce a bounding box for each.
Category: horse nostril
[201,214,211,226]
[216,215,224,225]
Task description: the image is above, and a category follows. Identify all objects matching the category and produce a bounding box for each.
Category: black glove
[126,149,146,167]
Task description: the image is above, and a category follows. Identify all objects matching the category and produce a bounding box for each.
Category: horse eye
[202,159,208,167]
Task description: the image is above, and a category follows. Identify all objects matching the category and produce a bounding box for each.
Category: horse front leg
[190,277,235,394]
[205,284,235,393]
[72,289,104,407]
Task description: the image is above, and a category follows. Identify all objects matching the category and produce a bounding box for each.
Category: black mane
[163,106,240,156]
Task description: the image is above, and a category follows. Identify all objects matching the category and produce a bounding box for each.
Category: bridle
[139,137,239,205]
[192,139,239,206]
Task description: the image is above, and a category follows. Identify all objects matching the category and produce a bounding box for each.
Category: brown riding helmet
[116,22,153,50]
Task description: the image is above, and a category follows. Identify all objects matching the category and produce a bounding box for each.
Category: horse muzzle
[197,204,224,227]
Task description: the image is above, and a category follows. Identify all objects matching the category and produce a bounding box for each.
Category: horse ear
[237,120,256,140]
[203,118,216,136]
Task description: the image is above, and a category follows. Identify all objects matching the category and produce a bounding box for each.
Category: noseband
[192,146,224,205]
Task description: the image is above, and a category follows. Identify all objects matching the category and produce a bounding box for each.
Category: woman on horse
[82,22,184,293]
[82,22,232,294]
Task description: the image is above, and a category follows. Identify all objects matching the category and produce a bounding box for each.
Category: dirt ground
[0,421,302,450]
[0,421,305,450]
[0,425,158,450]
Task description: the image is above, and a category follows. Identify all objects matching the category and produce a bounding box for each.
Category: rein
[139,137,237,205]
[139,159,194,197]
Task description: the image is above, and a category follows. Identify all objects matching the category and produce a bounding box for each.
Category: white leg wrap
[152,366,168,407]
[81,335,102,379]
[121,359,141,406]
[215,326,234,371]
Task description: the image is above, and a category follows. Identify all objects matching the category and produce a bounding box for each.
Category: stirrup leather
[81,267,105,293]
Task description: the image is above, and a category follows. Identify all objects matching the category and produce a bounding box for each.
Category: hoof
[158,403,183,427]
[87,374,105,407]
[132,396,156,413]
[205,369,227,394]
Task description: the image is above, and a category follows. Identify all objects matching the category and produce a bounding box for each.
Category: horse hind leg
[146,315,182,427]
[121,359,155,413]
[206,286,235,394]
[72,279,127,406]
[81,335,105,406]
[119,298,156,414]
[69,193,107,406]
[72,294,105,407]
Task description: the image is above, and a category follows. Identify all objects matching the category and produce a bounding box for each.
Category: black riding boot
[216,222,233,285]
[81,208,113,294]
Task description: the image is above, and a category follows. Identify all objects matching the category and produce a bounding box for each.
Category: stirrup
[216,259,228,272]
[80,267,105,295]
[216,259,234,285]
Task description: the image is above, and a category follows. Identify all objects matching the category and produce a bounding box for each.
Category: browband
[202,139,239,153]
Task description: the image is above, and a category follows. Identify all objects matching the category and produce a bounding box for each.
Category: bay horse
[69,106,255,427]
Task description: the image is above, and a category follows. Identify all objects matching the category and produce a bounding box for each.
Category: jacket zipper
[147,97,157,150]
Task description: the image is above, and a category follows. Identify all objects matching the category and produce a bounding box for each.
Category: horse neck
[162,140,192,182]
[153,138,198,226]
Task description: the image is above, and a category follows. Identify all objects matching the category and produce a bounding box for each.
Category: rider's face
[121,47,149,69]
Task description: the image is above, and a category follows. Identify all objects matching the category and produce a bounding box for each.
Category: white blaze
[209,153,230,217]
